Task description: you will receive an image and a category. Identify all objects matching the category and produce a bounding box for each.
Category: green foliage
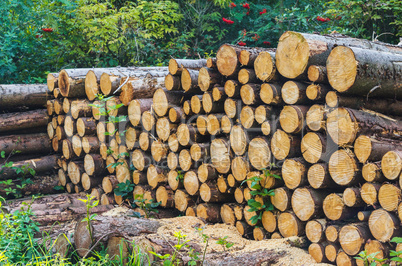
[133,194,161,218]
[176,170,184,182]
[242,168,280,225]
[216,236,234,252]
[79,194,99,244]
[114,180,135,200]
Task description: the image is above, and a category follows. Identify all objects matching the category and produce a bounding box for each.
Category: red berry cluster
[42,28,54,32]
[316,16,330,22]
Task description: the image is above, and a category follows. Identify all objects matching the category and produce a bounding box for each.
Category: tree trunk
[202,93,224,114]
[164,74,181,91]
[327,46,402,99]
[229,125,249,156]
[0,133,50,156]
[271,187,292,212]
[339,223,371,256]
[82,136,99,154]
[190,143,209,162]
[67,160,85,184]
[277,211,305,237]
[196,115,208,136]
[361,182,381,206]
[0,174,59,198]
[343,187,365,207]
[305,219,326,243]
[0,109,48,134]
[196,203,221,223]
[224,98,241,119]
[281,81,310,105]
[141,110,155,132]
[200,182,233,203]
[174,189,195,212]
[198,67,222,92]
[212,86,226,102]
[70,99,92,119]
[221,115,233,134]
[220,203,237,225]
[156,117,177,142]
[323,193,355,221]
[168,58,207,75]
[76,117,96,137]
[378,183,401,211]
[0,155,57,180]
[147,164,167,189]
[240,84,262,105]
[279,105,309,134]
[167,169,183,191]
[254,51,278,82]
[155,186,175,208]
[306,84,331,101]
[216,44,260,77]
[324,243,340,263]
[178,149,194,171]
[59,68,92,98]
[168,106,185,124]
[84,154,105,176]
[308,65,327,83]
[240,106,258,129]
[291,188,327,221]
[119,75,165,106]
[167,151,179,170]
[307,163,338,189]
[248,137,271,170]
[47,73,59,92]
[260,83,283,105]
[328,149,361,186]
[306,104,327,132]
[309,242,329,263]
[276,31,402,80]
[301,132,337,164]
[74,216,161,257]
[282,158,308,189]
[368,208,401,242]
[153,88,184,117]
[381,150,402,180]
[0,84,49,110]
[271,130,301,161]
[224,80,241,98]
[150,139,168,162]
[325,91,402,116]
[354,135,401,164]
[238,68,258,84]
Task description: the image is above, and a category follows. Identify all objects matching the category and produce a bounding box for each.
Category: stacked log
[0,84,60,198]
[46,31,402,265]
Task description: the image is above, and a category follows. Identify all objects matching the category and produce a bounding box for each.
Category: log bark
[0,155,57,180]
[119,75,165,106]
[0,84,49,110]
[84,154,105,176]
[133,170,147,185]
[0,174,59,198]
[260,83,283,105]
[0,109,48,134]
[168,59,207,75]
[76,117,96,137]
[0,133,50,156]
[306,84,331,101]
[168,107,185,124]
[327,45,402,99]
[196,203,221,223]
[71,99,92,119]
[200,182,233,203]
[59,68,91,98]
[82,136,100,154]
[355,135,402,164]
[325,91,402,116]
[276,31,402,80]
[74,216,161,257]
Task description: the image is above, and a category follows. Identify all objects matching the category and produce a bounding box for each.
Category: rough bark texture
[0,84,50,110]
[0,109,48,134]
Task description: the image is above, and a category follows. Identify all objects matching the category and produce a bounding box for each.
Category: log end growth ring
[216,44,238,76]
[276,31,310,79]
[327,46,357,93]
[254,51,274,82]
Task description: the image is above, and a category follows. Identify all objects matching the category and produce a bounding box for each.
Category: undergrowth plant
[355,237,402,266]
[79,195,99,245]
[216,236,234,252]
[132,194,161,218]
[242,165,281,225]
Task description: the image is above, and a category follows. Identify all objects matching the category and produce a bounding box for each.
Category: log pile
[0,84,60,197]
[47,31,402,265]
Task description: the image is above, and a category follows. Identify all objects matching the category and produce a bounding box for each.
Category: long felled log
[59,68,92,98]
[119,75,165,106]
[323,193,355,221]
[291,188,327,221]
[0,109,48,134]
[153,88,184,117]
[327,46,402,99]
[276,31,402,80]
[0,174,59,198]
[168,59,207,75]
[0,84,49,110]
[327,107,402,146]
[198,67,222,92]
[0,155,57,179]
[325,91,402,116]
[354,135,401,164]
[0,133,50,156]
[74,216,161,257]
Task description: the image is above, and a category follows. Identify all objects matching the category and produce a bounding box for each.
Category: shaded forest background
[1,0,401,84]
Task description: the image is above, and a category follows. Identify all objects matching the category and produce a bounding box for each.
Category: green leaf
[1,151,5,158]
